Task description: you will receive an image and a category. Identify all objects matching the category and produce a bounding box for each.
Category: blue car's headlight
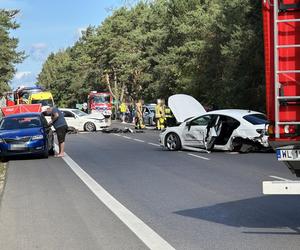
[0,138,4,143]
[31,135,44,140]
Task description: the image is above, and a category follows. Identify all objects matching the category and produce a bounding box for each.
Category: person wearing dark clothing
[47,107,68,157]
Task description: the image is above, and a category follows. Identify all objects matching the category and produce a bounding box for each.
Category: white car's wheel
[84,122,96,132]
[165,133,181,151]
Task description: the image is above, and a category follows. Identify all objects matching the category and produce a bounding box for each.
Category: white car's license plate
[277,149,300,161]
[10,144,27,150]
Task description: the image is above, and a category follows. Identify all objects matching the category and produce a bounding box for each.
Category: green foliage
[38,0,265,111]
[0,9,24,94]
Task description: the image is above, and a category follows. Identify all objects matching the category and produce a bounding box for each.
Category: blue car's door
[41,115,54,150]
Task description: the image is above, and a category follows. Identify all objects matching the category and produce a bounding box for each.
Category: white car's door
[205,115,223,150]
[62,111,80,129]
[182,115,213,148]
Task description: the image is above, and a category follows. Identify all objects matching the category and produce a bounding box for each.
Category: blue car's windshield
[0,116,41,130]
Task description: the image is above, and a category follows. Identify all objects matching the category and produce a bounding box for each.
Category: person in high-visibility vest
[155,99,162,130]
[159,99,166,130]
[155,99,166,130]
[164,105,175,127]
[120,101,127,123]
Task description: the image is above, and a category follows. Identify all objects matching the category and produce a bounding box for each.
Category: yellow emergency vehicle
[29,91,54,107]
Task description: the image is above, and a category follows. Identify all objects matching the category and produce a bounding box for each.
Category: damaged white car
[159,94,269,153]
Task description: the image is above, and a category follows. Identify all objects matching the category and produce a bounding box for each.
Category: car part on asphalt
[67,127,78,134]
[102,127,144,134]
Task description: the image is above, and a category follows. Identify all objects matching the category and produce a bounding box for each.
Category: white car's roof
[59,108,76,111]
[206,109,264,119]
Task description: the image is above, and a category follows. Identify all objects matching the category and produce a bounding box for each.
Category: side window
[220,115,240,128]
[190,115,211,126]
[63,111,75,118]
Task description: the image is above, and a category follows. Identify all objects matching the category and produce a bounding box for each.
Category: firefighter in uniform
[164,105,175,127]
[155,99,162,130]
[135,99,145,129]
[155,99,166,130]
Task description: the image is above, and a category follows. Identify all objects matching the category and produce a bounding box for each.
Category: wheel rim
[166,134,177,150]
[86,122,95,131]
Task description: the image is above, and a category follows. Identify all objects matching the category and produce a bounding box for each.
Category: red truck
[87,91,113,118]
[263,0,300,194]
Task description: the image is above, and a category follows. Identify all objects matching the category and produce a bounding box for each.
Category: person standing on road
[135,99,145,129]
[159,99,166,130]
[155,99,166,130]
[155,99,161,130]
[47,107,68,157]
[120,101,127,123]
[81,102,88,113]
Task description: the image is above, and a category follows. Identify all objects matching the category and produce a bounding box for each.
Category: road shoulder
[0,163,6,202]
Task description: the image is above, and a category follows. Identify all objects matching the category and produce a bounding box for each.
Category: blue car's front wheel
[42,144,49,158]
[49,147,55,156]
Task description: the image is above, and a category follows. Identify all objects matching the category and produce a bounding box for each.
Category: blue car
[0,113,54,160]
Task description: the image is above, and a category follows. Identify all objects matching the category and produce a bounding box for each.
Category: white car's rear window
[243,114,267,125]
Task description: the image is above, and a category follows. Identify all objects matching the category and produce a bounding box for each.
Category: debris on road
[102,127,144,134]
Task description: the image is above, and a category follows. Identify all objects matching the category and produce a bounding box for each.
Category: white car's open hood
[168,94,206,123]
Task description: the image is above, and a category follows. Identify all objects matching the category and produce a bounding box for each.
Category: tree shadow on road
[174,196,300,234]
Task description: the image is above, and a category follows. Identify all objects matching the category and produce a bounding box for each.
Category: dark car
[0,112,54,160]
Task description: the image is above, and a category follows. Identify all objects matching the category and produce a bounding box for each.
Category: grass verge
[0,163,6,197]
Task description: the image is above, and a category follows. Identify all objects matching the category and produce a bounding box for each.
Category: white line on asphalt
[269,175,292,181]
[55,145,175,250]
[148,142,160,147]
[114,134,121,137]
[134,139,145,143]
[187,153,210,161]
[123,136,132,139]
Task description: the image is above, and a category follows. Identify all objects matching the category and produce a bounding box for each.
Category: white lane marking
[134,139,145,143]
[187,153,210,161]
[54,145,175,250]
[269,175,292,181]
[148,142,160,147]
[123,136,132,140]
[114,134,121,137]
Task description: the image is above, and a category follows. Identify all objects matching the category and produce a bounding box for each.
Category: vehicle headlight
[0,138,4,143]
[31,135,44,140]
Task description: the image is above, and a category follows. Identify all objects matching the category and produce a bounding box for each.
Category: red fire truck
[87,91,113,118]
[262,0,300,194]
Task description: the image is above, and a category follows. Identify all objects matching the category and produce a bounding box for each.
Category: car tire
[84,122,96,132]
[43,147,49,158]
[1,157,8,163]
[165,133,181,151]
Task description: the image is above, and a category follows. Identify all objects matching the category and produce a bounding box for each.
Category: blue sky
[1,0,125,89]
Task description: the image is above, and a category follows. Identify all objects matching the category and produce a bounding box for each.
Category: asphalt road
[1,123,300,250]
